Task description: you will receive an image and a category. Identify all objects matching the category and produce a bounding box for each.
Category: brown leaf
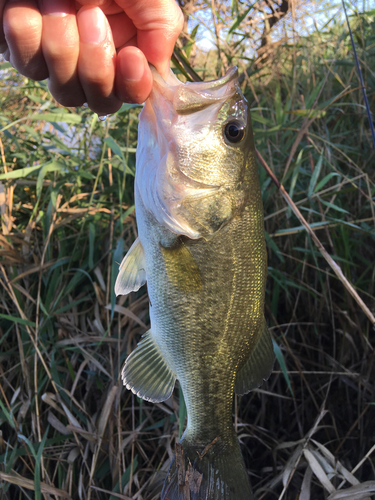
[0,472,72,499]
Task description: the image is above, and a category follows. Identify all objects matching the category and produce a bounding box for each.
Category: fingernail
[119,49,145,82]
[79,7,108,45]
[40,0,70,17]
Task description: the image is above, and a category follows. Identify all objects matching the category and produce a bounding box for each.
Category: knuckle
[12,59,48,80]
[23,64,49,81]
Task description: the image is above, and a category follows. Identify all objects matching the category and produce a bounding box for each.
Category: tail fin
[161,433,254,500]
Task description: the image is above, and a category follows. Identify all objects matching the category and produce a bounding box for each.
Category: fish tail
[161,432,254,500]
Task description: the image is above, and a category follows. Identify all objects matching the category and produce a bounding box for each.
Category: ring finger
[39,0,85,107]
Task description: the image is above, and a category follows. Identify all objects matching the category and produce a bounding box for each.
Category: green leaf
[36,161,65,198]
[0,313,36,327]
[38,298,50,318]
[184,24,200,58]
[319,199,349,214]
[0,400,16,429]
[272,341,294,396]
[104,136,125,162]
[305,78,325,108]
[287,109,326,118]
[0,163,44,181]
[275,220,330,236]
[265,232,285,262]
[275,84,282,125]
[117,103,142,114]
[287,149,304,217]
[35,427,49,500]
[64,269,93,296]
[250,112,273,125]
[231,0,238,15]
[88,112,99,138]
[308,153,323,197]
[314,172,341,193]
[17,434,37,460]
[5,443,19,474]
[49,257,70,272]
[144,414,177,431]
[28,112,82,124]
[53,297,90,314]
[227,2,255,38]
[0,435,74,464]
[109,455,138,500]
[89,222,95,269]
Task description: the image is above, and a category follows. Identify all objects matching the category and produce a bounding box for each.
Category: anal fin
[235,319,275,395]
[115,237,146,296]
[122,330,176,402]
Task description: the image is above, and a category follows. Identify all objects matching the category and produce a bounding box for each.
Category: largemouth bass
[115,66,274,500]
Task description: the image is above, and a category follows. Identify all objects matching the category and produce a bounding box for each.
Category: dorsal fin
[235,319,274,395]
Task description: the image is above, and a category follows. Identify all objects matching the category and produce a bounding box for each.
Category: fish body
[115,67,274,499]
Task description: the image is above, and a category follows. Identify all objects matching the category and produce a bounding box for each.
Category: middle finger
[77,5,121,114]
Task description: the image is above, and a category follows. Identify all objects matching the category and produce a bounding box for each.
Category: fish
[115,66,274,500]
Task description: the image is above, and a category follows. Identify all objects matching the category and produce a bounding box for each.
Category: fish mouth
[150,66,239,114]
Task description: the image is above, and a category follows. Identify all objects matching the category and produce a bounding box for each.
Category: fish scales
[143,204,266,437]
[115,66,274,500]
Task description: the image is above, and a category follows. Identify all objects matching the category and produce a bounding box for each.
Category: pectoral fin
[235,320,275,395]
[122,330,176,402]
[115,237,147,296]
[160,238,203,293]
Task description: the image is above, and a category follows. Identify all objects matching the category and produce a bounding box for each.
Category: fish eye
[224,120,245,144]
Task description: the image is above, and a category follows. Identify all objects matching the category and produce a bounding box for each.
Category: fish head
[136,66,256,239]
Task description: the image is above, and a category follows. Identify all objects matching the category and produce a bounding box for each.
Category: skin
[0,0,183,114]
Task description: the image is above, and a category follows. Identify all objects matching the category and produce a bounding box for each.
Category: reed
[0,2,374,499]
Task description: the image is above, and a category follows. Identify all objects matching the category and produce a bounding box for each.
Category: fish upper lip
[149,65,238,91]
[149,66,239,114]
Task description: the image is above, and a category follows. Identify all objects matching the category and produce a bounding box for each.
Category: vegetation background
[0,1,374,499]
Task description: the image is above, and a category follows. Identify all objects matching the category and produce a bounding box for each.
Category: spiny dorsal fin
[235,319,274,395]
[115,237,146,296]
[122,330,176,403]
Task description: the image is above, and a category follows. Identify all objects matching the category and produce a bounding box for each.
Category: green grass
[0,4,375,499]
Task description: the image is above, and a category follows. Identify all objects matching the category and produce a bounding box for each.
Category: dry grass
[1,2,375,499]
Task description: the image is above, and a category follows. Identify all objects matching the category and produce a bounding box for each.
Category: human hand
[0,0,183,114]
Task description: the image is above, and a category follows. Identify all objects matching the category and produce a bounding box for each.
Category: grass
[0,3,375,499]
